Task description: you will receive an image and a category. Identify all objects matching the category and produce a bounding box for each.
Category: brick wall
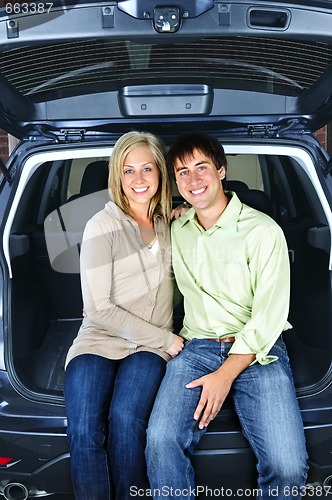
[0,129,9,163]
[315,127,327,151]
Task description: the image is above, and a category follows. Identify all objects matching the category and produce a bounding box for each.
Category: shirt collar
[178,191,242,233]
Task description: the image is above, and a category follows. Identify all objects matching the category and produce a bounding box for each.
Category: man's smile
[190,186,207,196]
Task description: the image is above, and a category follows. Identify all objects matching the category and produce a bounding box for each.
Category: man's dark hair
[167,132,227,178]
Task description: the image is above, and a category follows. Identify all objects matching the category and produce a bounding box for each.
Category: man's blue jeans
[146,339,308,500]
[64,352,166,500]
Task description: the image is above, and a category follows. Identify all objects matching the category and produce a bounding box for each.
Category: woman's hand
[84,307,184,357]
[166,334,185,357]
[171,203,191,221]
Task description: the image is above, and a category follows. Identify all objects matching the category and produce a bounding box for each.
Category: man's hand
[186,353,256,429]
[186,371,232,429]
[166,334,185,357]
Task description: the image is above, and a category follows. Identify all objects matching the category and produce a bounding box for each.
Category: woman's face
[122,145,160,212]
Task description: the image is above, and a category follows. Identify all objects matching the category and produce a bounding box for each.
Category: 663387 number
[5,3,54,15]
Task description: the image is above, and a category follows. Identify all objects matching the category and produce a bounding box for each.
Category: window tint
[1,37,331,101]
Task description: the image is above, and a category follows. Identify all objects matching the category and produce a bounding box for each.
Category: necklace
[147,236,157,249]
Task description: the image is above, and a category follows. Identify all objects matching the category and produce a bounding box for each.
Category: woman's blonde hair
[108,131,171,222]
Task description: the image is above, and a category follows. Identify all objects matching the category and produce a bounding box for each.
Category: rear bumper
[0,430,73,495]
[1,398,332,496]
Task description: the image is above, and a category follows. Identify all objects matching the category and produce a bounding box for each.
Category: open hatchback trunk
[0,0,332,496]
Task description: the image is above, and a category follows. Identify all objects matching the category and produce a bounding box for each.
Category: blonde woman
[64,131,184,500]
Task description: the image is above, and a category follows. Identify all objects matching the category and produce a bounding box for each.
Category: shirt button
[157,232,164,237]
[148,300,155,306]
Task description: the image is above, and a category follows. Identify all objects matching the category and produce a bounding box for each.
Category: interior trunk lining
[19,320,81,393]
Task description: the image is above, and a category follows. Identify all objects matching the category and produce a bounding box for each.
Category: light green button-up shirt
[171,191,292,365]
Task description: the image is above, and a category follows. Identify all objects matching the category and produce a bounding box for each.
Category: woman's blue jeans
[64,352,166,500]
[146,339,308,500]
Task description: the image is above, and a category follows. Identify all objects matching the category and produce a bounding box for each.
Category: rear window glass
[1,37,332,101]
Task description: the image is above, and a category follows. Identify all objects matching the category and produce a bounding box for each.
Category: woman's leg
[108,351,166,500]
[64,354,118,500]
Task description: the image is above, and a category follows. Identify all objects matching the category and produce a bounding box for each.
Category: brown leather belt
[206,336,236,343]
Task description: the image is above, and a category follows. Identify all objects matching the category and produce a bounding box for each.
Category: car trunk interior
[6,142,332,402]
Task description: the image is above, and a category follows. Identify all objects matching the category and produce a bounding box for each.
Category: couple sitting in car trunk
[64,130,308,500]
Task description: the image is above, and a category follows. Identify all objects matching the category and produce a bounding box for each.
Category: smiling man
[146,132,308,500]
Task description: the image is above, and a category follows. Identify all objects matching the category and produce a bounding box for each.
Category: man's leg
[108,351,166,500]
[64,354,117,500]
[146,340,223,500]
[232,339,308,500]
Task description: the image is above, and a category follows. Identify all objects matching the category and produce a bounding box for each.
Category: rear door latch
[153,7,180,32]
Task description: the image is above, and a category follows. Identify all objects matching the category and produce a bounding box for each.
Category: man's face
[174,148,226,213]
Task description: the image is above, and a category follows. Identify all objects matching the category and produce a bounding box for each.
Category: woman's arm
[80,217,176,352]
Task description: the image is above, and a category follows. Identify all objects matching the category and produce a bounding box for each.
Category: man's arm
[229,223,291,364]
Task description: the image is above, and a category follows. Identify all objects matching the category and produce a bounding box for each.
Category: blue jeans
[146,339,308,500]
[64,352,166,500]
